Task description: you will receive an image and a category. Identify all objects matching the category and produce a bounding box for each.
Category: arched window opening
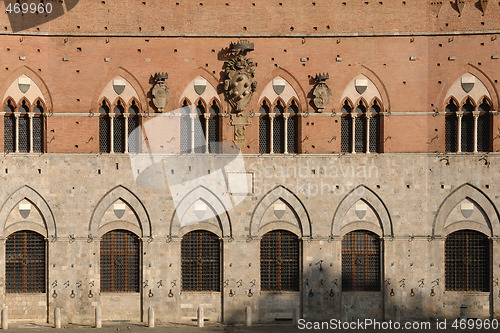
[445,99,459,153]
[181,230,220,292]
[128,100,140,153]
[4,100,16,153]
[32,101,44,153]
[18,100,30,153]
[273,100,285,154]
[369,101,381,153]
[6,230,46,293]
[113,100,126,153]
[342,230,381,291]
[99,100,111,153]
[259,100,270,153]
[477,98,491,152]
[194,101,206,153]
[207,101,220,154]
[287,100,299,153]
[445,230,489,292]
[341,100,353,153]
[100,230,140,292]
[354,102,367,153]
[180,100,192,153]
[260,230,300,291]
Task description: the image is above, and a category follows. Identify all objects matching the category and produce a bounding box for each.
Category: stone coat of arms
[224,55,257,113]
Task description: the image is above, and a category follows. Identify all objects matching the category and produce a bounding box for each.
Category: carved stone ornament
[229,113,252,149]
[152,72,170,112]
[224,55,257,113]
[312,73,332,112]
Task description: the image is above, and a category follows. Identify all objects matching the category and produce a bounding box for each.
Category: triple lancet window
[3,99,44,153]
[259,100,299,154]
[180,100,221,154]
[340,100,381,153]
[99,99,141,153]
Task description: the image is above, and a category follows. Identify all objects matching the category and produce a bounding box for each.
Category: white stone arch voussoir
[89,185,151,238]
[0,185,56,238]
[250,185,311,238]
[169,185,232,238]
[433,183,499,237]
[331,185,393,237]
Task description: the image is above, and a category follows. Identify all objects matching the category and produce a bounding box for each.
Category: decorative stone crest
[152,72,170,112]
[229,113,252,149]
[312,73,332,113]
[224,40,257,113]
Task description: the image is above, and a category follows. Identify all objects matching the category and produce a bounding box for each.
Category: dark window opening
[181,230,220,292]
[100,230,140,293]
[342,230,381,291]
[261,230,300,291]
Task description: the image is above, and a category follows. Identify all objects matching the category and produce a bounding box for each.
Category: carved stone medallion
[152,73,170,112]
[313,83,332,112]
[224,55,257,113]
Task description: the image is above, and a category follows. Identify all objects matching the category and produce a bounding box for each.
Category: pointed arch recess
[437,64,499,111]
[250,185,311,238]
[169,185,232,238]
[253,67,308,113]
[331,185,393,237]
[91,67,148,113]
[432,183,500,237]
[0,185,56,238]
[89,185,151,238]
[0,66,53,111]
[172,67,227,112]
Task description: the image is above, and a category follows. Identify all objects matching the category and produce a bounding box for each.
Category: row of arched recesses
[444,96,493,153]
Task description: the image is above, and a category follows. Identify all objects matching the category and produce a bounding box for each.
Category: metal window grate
[477,113,490,152]
[208,116,220,154]
[18,115,30,153]
[113,116,125,153]
[445,115,458,152]
[259,116,270,153]
[99,117,110,153]
[6,231,46,293]
[4,114,15,153]
[194,115,205,153]
[355,116,367,153]
[180,116,191,153]
[273,116,285,153]
[128,116,140,153]
[32,116,43,153]
[445,230,489,292]
[287,115,298,153]
[369,115,380,153]
[100,230,140,293]
[342,230,381,291]
[341,116,352,152]
[461,114,474,152]
[261,230,300,291]
[181,230,220,292]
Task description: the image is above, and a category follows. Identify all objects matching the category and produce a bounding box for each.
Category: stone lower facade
[0,153,498,324]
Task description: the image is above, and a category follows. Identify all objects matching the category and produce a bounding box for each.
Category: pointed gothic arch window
[4,100,16,153]
[287,100,299,153]
[273,100,285,154]
[369,101,381,153]
[461,98,475,152]
[18,100,30,153]
[207,100,221,154]
[127,100,140,153]
[32,101,44,153]
[259,100,270,153]
[113,100,126,153]
[341,100,353,153]
[99,100,111,153]
[477,98,491,152]
[445,99,459,153]
[194,101,206,153]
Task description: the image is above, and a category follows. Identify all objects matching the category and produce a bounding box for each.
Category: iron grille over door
[100,230,140,292]
[445,115,458,152]
[6,230,46,293]
[181,230,220,292]
[342,230,381,291]
[4,114,15,153]
[445,230,489,292]
[260,230,300,291]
